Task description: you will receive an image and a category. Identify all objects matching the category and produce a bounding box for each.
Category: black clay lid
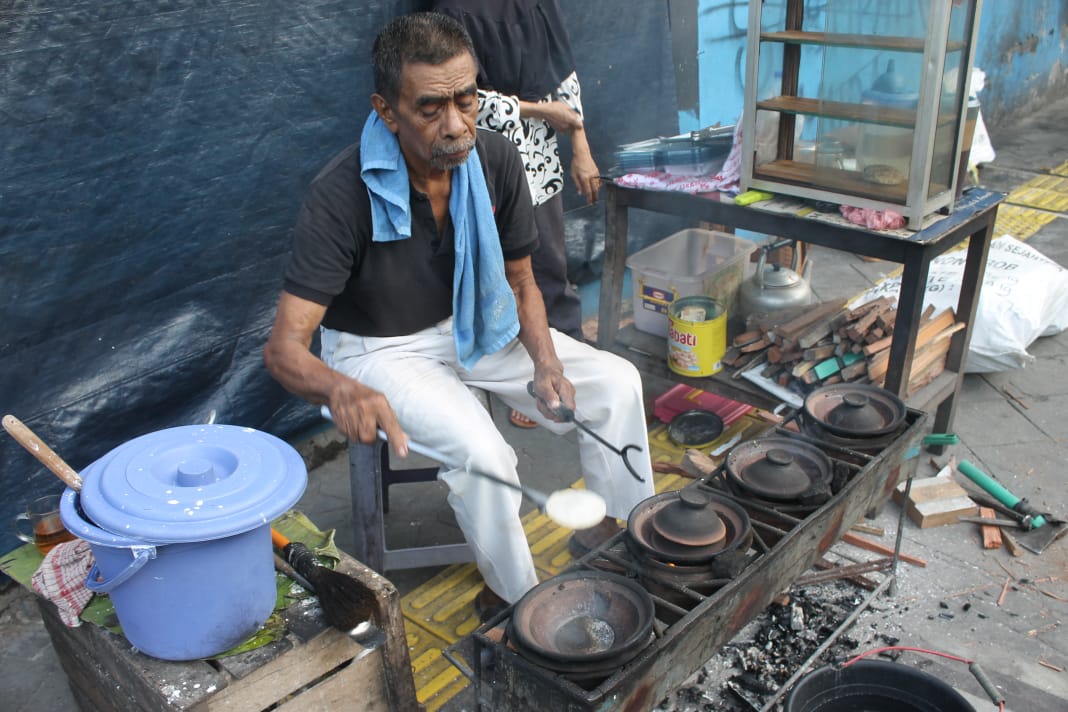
[651,489,726,546]
[804,383,906,438]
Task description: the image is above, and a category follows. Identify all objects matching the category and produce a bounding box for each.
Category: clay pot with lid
[803,383,906,439]
[626,488,752,566]
[725,437,832,502]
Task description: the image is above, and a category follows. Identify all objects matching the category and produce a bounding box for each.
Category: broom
[269,528,377,630]
[2,414,376,632]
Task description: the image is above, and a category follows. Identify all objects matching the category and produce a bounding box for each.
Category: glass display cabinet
[740,0,982,229]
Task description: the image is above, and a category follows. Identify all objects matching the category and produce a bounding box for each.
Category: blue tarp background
[0,0,678,560]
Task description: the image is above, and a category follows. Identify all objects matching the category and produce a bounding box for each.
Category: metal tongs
[525,381,646,483]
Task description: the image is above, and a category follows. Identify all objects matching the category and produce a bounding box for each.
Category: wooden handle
[2,414,83,491]
[270,527,291,549]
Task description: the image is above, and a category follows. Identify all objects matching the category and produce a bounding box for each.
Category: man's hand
[327,379,408,457]
[528,368,576,423]
[263,291,410,457]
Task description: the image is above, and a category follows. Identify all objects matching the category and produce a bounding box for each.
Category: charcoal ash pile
[653,581,903,712]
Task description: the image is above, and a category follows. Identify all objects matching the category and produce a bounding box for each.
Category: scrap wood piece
[772,298,848,342]
[841,532,927,567]
[799,557,889,590]
[732,329,764,347]
[845,296,894,321]
[979,507,1003,550]
[739,336,772,353]
[1002,530,1024,557]
[803,343,837,362]
[1038,660,1065,673]
[893,467,977,528]
[867,307,958,380]
[680,448,718,479]
[851,523,885,537]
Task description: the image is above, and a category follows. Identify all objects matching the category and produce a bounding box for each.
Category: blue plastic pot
[59,424,307,661]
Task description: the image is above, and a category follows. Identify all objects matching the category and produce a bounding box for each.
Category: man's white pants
[321,318,655,602]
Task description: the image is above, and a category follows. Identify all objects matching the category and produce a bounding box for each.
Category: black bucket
[786,660,976,712]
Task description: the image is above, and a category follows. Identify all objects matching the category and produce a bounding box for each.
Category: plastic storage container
[627,229,757,337]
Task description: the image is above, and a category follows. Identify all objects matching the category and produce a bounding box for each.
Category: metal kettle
[738,241,814,317]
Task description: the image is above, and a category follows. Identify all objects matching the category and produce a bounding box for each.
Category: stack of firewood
[723,296,964,397]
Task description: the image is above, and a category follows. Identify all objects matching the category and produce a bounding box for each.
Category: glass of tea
[13,494,76,555]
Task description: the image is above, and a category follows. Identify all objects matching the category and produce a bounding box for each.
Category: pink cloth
[31,539,94,627]
[839,205,906,231]
[616,121,744,195]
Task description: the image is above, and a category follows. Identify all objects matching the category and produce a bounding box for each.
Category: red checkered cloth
[31,540,94,627]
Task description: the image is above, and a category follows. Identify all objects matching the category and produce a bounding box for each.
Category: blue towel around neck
[360,112,519,369]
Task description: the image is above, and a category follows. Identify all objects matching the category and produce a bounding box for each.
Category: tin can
[667,296,726,377]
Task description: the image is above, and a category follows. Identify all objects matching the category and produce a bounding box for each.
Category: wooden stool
[339,389,489,573]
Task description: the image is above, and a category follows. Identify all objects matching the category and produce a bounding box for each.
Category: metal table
[596,184,1003,437]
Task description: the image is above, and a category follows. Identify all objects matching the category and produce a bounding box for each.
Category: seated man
[263,12,654,619]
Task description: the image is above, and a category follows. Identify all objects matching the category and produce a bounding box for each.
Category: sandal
[508,408,538,429]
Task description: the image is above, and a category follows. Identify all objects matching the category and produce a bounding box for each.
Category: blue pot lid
[78,424,308,543]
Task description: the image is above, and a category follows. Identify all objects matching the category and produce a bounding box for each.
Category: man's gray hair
[372,12,476,103]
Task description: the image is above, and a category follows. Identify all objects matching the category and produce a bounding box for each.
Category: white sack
[854,236,1068,372]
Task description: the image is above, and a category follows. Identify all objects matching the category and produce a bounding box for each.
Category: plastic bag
[853,236,1068,372]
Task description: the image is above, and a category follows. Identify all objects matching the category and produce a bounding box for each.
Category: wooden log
[846,302,892,342]
[721,346,743,366]
[740,337,772,353]
[840,359,868,381]
[868,308,957,382]
[845,296,894,321]
[791,359,818,379]
[733,329,764,347]
[771,298,848,342]
[803,343,837,362]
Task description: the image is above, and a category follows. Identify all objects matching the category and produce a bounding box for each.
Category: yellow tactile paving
[1050,160,1068,176]
[992,203,1059,241]
[405,624,470,712]
[1005,174,1068,212]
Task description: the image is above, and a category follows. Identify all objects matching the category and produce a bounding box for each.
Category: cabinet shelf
[756,96,957,129]
[751,159,947,204]
[761,30,966,53]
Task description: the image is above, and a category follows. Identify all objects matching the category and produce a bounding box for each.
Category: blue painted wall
[684,0,1068,131]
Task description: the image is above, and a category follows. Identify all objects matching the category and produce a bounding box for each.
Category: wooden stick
[997,576,1012,606]
[841,532,927,567]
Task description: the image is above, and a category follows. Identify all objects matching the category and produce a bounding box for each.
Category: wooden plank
[274,649,391,712]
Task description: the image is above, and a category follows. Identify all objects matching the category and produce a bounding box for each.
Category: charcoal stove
[445,404,928,712]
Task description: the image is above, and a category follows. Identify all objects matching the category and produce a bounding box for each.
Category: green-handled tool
[957,460,1046,528]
